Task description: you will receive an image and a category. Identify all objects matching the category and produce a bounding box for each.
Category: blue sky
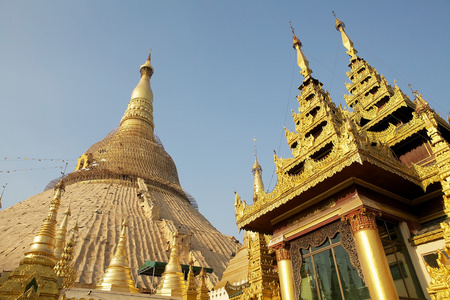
[1,1,449,241]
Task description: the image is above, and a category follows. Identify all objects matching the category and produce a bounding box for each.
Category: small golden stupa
[182,261,198,300]
[0,182,65,300]
[155,233,186,297]
[54,207,71,260]
[54,222,78,289]
[96,218,139,293]
[196,268,209,300]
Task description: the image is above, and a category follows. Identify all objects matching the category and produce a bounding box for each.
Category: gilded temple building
[0,53,238,297]
[234,17,450,300]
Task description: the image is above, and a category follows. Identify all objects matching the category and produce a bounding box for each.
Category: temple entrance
[299,232,370,300]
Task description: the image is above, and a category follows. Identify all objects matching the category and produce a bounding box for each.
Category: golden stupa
[96,218,139,293]
[155,233,186,297]
[0,53,237,291]
[0,183,65,299]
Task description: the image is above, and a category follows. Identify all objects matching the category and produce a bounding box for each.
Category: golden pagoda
[234,17,450,300]
[96,219,139,293]
[54,207,71,260]
[0,53,237,291]
[54,222,78,289]
[196,268,209,300]
[0,182,64,300]
[155,233,187,298]
[182,260,198,300]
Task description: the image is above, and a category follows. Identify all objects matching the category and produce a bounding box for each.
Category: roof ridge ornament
[332,12,358,61]
[289,21,312,79]
[409,84,431,114]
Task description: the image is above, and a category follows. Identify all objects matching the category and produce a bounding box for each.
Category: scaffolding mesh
[64,126,188,201]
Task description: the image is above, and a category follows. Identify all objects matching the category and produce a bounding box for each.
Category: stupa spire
[119,51,155,138]
[182,258,198,300]
[54,206,71,259]
[25,181,64,259]
[252,141,264,201]
[156,233,187,297]
[54,221,78,289]
[290,22,312,79]
[196,268,209,300]
[0,182,65,299]
[333,12,358,60]
[96,218,139,293]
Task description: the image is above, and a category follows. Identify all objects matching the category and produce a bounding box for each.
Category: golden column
[343,208,399,300]
[273,243,295,300]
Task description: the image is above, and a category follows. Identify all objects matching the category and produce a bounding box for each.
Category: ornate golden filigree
[409,228,444,246]
[54,222,78,289]
[239,231,278,300]
[290,220,364,299]
[342,208,381,233]
[236,115,423,229]
[426,246,450,300]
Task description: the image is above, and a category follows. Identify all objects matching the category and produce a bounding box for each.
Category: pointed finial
[72,220,79,233]
[55,204,72,259]
[140,50,154,77]
[252,139,264,200]
[289,22,312,79]
[120,217,128,236]
[121,52,155,133]
[332,11,345,31]
[64,206,71,216]
[394,79,399,89]
[289,21,301,48]
[410,85,431,114]
[333,12,358,60]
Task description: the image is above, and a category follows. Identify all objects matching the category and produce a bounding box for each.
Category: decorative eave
[291,104,328,135]
[358,98,409,131]
[224,281,250,298]
[365,113,427,147]
[235,134,423,230]
[286,125,339,163]
[345,68,385,99]
[409,228,443,246]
